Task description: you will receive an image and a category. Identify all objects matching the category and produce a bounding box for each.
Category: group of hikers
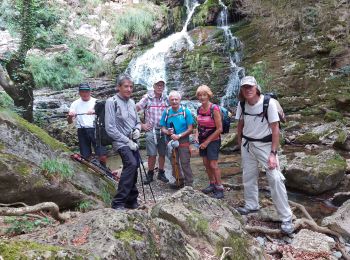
[67,74,294,234]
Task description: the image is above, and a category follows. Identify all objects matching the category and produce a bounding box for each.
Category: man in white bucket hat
[235,75,294,234]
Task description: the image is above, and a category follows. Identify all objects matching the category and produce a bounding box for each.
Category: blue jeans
[77,128,105,159]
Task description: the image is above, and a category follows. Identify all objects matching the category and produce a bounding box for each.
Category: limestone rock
[284,150,346,195]
[291,229,335,253]
[0,109,110,209]
[15,189,266,259]
[322,199,350,242]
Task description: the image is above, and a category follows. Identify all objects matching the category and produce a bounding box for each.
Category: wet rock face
[166,26,232,102]
[17,188,265,259]
[322,199,350,242]
[0,109,109,209]
[284,150,346,195]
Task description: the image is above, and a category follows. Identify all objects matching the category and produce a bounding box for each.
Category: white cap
[240,76,261,91]
[154,78,166,85]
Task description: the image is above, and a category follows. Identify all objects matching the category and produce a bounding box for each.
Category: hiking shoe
[143,171,154,185]
[125,202,140,210]
[201,183,215,194]
[236,207,259,215]
[169,181,184,190]
[112,205,125,211]
[211,189,224,199]
[281,220,294,234]
[157,170,169,183]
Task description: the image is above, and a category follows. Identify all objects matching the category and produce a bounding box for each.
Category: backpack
[197,104,231,134]
[240,93,286,125]
[94,98,116,146]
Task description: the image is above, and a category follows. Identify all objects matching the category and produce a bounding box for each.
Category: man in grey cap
[136,78,169,184]
[235,76,294,234]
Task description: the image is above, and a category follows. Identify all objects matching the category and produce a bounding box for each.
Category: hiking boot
[211,189,224,199]
[125,202,140,210]
[281,220,294,235]
[143,171,154,185]
[157,169,169,183]
[169,181,184,190]
[236,207,259,215]
[201,183,215,194]
[112,205,125,211]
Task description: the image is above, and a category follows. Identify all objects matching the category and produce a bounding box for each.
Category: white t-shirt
[69,97,96,128]
[235,95,279,139]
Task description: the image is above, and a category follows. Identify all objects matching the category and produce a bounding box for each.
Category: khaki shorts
[145,129,166,157]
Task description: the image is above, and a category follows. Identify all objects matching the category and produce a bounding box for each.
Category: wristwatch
[178,134,182,138]
[270,150,277,155]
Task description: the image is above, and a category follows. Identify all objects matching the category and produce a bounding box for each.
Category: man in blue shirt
[160,90,194,189]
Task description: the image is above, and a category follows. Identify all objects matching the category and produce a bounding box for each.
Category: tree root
[288,200,315,224]
[0,202,68,223]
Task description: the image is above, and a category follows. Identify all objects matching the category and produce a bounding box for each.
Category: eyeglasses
[155,84,165,88]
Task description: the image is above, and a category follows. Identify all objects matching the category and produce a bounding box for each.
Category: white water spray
[127,0,199,89]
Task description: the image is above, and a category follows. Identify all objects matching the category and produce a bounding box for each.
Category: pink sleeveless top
[197,103,220,142]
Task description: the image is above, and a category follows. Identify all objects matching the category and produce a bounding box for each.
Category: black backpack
[94,99,116,146]
[240,93,286,125]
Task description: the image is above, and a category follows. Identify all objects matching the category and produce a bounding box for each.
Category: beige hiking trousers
[241,140,292,222]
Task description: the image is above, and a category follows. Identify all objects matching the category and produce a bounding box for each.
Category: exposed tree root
[0,202,68,223]
[244,200,350,259]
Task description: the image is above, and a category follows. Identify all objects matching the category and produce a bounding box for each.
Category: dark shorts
[199,139,221,160]
[77,128,106,159]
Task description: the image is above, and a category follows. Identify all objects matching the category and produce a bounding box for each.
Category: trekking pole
[172,147,180,186]
[138,164,146,202]
[136,149,156,203]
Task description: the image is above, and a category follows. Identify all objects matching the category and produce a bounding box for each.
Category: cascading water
[218,0,245,108]
[126,0,200,90]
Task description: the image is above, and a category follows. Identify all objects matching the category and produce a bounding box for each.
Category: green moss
[0,109,69,152]
[192,0,220,27]
[186,211,209,236]
[0,141,5,151]
[334,130,347,147]
[324,111,343,122]
[0,240,63,259]
[14,163,32,176]
[295,132,320,144]
[215,235,250,260]
[114,227,143,243]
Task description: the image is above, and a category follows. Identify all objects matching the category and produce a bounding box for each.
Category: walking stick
[138,164,146,202]
[135,149,156,203]
[172,147,181,187]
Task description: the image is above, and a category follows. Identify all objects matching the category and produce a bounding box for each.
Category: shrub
[247,61,272,91]
[111,6,156,44]
[26,40,109,89]
[40,159,74,181]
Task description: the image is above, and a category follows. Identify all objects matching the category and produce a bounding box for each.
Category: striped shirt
[136,93,168,128]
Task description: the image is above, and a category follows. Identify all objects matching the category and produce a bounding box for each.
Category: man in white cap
[235,76,294,234]
[136,78,169,184]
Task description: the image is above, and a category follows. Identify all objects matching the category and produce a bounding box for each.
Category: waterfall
[217,0,245,108]
[126,0,200,90]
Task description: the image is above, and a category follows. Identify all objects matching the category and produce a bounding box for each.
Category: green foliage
[0,91,15,109]
[114,228,143,242]
[40,159,74,181]
[100,186,112,205]
[0,0,68,49]
[77,200,93,212]
[247,61,272,92]
[5,215,52,235]
[26,40,109,89]
[111,6,156,44]
[216,235,250,260]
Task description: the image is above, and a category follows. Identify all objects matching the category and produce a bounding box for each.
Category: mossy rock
[333,130,350,151]
[191,0,221,27]
[0,240,87,259]
[285,150,346,195]
[324,110,343,122]
[334,94,350,112]
[294,132,320,144]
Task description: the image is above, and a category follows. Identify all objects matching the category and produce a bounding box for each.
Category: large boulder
[284,150,346,195]
[291,229,335,253]
[0,109,112,209]
[322,199,350,242]
[13,188,265,259]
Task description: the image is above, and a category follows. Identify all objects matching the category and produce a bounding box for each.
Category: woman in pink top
[196,85,224,199]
